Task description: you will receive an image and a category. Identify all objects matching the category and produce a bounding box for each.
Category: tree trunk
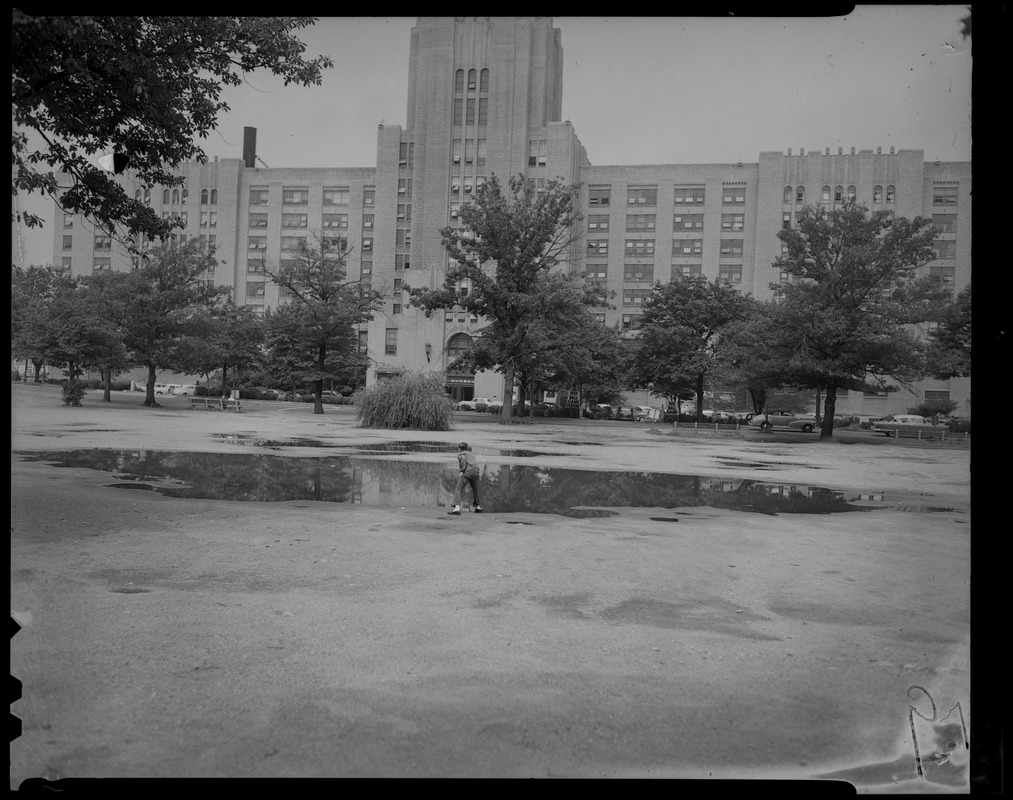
[143,362,157,407]
[695,373,705,418]
[222,362,228,399]
[32,359,44,382]
[500,363,515,424]
[102,367,112,402]
[313,344,325,414]
[819,384,839,440]
[814,385,823,425]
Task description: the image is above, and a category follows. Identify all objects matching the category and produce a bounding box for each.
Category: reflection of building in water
[699,476,850,501]
[349,462,450,508]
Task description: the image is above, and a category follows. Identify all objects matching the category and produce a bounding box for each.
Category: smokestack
[243,127,257,168]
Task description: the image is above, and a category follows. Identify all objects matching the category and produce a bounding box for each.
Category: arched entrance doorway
[444,333,475,402]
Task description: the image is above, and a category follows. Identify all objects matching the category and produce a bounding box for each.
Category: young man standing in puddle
[448,442,482,515]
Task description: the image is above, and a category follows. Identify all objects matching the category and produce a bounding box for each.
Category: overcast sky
[15,9,972,265]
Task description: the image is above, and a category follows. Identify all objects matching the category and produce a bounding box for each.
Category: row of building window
[133,187,217,205]
[589,213,746,233]
[452,97,489,126]
[450,176,486,195]
[246,213,381,231]
[455,68,490,94]
[247,235,362,253]
[587,239,744,256]
[588,186,746,207]
[452,139,487,165]
[583,183,967,211]
[247,187,376,208]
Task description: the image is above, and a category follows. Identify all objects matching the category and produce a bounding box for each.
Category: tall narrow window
[201,189,209,204]
[478,97,488,125]
[455,69,464,93]
[873,185,883,204]
[465,99,475,125]
[886,185,895,204]
[465,140,474,165]
[163,189,170,203]
[477,139,487,166]
[453,99,463,125]
[467,69,477,90]
[452,139,462,164]
[210,189,218,204]
[385,328,398,355]
[479,68,489,92]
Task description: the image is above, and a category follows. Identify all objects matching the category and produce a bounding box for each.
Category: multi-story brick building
[51,16,970,417]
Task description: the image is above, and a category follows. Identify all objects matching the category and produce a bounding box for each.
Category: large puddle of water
[13,448,887,517]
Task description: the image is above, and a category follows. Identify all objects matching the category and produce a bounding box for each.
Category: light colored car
[870,414,948,437]
[748,410,818,433]
[457,396,493,411]
[169,384,199,396]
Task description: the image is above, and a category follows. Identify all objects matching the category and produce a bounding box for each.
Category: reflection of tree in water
[478,467,862,515]
[14,451,865,515]
[17,449,357,503]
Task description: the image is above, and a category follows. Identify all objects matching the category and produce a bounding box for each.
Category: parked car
[748,410,819,433]
[733,411,756,424]
[458,396,493,411]
[169,384,198,396]
[631,405,655,421]
[870,414,949,437]
[153,383,182,395]
[706,411,738,424]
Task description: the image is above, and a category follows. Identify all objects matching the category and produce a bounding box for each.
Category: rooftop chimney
[243,127,257,168]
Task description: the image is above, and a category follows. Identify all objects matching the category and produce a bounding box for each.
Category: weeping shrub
[355,371,455,430]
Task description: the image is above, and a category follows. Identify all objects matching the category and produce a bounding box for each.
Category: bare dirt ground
[10,384,975,788]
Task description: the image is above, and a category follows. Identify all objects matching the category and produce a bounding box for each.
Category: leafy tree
[538,316,630,415]
[409,173,594,424]
[90,240,231,406]
[765,200,947,439]
[925,282,971,379]
[173,302,266,395]
[12,15,332,240]
[627,276,754,419]
[264,236,381,414]
[908,398,959,419]
[11,265,62,382]
[11,265,128,395]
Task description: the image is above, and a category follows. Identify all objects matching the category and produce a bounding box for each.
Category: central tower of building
[368,17,587,401]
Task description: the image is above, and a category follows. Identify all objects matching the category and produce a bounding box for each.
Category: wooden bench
[187,396,211,410]
[220,397,242,412]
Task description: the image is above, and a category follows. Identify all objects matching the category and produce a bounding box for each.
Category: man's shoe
[448,507,461,515]
[472,506,483,513]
